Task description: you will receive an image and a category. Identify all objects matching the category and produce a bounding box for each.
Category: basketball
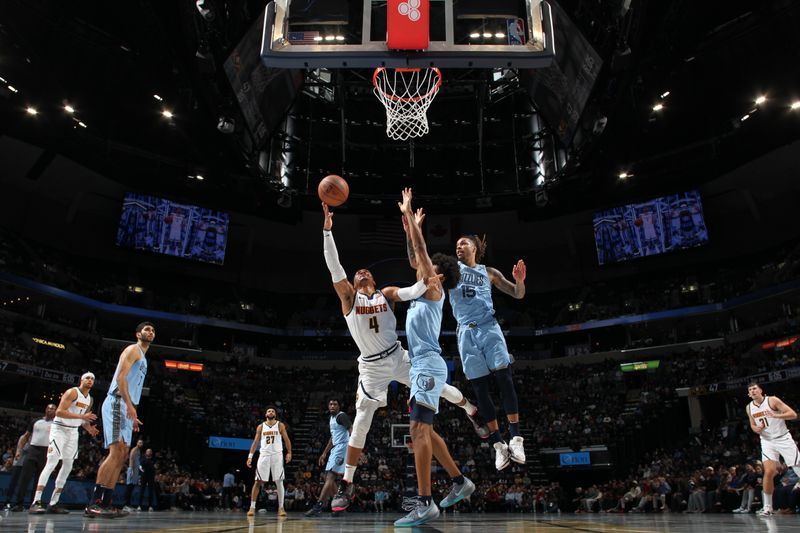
[318,174,349,207]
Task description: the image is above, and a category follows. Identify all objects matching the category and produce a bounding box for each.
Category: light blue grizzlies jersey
[406,290,445,358]
[330,413,349,447]
[109,345,148,405]
[449,262,494,325]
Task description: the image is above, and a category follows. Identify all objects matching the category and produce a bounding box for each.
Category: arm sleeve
[395,279,427,301]
[323,230,347,283]
[336,412,352,428]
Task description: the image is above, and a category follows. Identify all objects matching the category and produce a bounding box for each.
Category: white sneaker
[494,441,510,471]
[756,508,774,517]
[122,506,134,513]
[732,507,746,513]
[508,436,526,464]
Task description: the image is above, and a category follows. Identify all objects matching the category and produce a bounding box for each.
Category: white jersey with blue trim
[750,396,789,441]
[53,387,92,429]
[344,290,398,359]
[108,345,148,405]
[448,262,495,325]
[260,421,283,455]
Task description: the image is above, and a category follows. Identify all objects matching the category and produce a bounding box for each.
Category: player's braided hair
[461,234,488,263]
[431,253,461,290]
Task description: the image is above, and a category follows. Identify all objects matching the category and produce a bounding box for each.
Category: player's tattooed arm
[487,260,526,299]
[402,208,425,269]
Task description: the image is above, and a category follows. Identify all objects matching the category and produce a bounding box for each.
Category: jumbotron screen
[593,190,709,266]
[116,193,230,265]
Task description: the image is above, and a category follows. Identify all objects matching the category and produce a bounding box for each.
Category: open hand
[414,207,425,226]
[397,188,413,215]
[512,259,526,283]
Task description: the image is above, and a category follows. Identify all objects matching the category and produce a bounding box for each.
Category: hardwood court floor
[3,510,799,533]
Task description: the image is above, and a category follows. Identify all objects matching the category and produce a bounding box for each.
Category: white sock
[50,490,62,505]
[250,501,256,509]
[343,464,357,483]
[763,492,773,509]
[33,490,43,504]
[461,399,476,414]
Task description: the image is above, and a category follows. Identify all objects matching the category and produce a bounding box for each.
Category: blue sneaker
[439,477,475,508]
[394,497,440,527]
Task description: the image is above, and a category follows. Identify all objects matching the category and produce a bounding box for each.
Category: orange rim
[373,67,442,103]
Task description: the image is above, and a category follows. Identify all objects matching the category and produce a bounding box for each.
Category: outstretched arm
[402,208,426,269]
[322,203,356,314]
[487,260,526,299]
[398,189,441,300]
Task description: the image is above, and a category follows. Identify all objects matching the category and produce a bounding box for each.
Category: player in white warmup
[746,382,800,516]
[247,406,292,517]
[320,202,488,512]
[29,372,99,514]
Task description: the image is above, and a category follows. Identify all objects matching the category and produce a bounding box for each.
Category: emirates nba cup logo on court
[398,0,421,21]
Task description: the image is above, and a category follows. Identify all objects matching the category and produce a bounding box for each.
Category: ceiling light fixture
[335,35,345,41]
[755,95,766,105]
[660,91,670,98]
[78,121,87,128]
[313,35,323,42]
[324,35,335,41]
[8,85,18,93]
[652,103,664,112]
[25,106,38,115]
[153,94,163,101]
[740,114,750,121]
[469,32,480,39]
[64,104,75,114]
[791,101,800,110]
[196,175,204,181]
[482,32,492,38]
[162,110,174,119]
[495,32,505,38]
[618,172,631,179]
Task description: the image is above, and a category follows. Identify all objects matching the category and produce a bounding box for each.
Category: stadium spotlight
[755,95,766,105]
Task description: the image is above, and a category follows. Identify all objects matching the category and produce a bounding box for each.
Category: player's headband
[81,372,95,381]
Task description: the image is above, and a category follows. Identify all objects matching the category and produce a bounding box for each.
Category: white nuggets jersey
[750,396,789,440]
[344,290,398,359]
[260,422,283,455]
[53,388,91,429]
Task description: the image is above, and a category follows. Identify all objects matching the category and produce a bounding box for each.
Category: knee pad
[349,401,378,449]
[494,368,519,415]
[470,375,497,423]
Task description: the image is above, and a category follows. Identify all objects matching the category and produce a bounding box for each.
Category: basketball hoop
[373,67,442,141]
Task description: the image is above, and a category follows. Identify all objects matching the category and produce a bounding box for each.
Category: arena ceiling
[0,0,799,220]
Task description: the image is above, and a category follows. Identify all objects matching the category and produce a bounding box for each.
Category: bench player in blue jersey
[305,399,352,517]
[395,188,475,527]
[86,321,154,519]
[448,234,527,471]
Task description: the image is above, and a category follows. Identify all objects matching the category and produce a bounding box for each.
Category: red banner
[387,0,429,50]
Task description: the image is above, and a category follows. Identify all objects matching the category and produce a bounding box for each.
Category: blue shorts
[102,395,134,448]
[325,444,346,474]
[409,352,448,415]
[457,320,512,380]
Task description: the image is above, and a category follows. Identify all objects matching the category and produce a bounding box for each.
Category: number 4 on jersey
[369,316,380,333]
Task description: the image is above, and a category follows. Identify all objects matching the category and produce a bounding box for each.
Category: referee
[9,404,56,511]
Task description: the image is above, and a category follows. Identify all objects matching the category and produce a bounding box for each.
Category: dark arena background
[1,0,800,532]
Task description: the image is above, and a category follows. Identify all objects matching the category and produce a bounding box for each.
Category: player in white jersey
[29,372,99,514]
[247,406,292,517]
[746,382,800,516]
[320,202,488,512]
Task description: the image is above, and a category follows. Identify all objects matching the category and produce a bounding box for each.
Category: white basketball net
[373,67,442,141]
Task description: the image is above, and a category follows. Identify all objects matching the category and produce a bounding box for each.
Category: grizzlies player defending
[321,203,486,512]
[305,399,351,517]
[450,235,527,470]
[86,322,154,519]
[747,382,800,516]
[395,188,475,527]
[29,372,99,514]
[247,406,292,517]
